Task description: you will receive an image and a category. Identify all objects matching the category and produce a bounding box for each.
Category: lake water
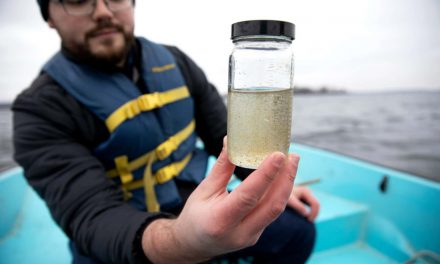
[1,90,439,182]
[292,91,440,182]
[0,107,14,172]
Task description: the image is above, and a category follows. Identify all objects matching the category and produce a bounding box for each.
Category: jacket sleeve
[12,75,168,264]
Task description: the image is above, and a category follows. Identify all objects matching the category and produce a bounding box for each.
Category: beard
[62,19,134,68]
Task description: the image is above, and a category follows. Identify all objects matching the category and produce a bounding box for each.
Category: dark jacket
[12,45,234,263]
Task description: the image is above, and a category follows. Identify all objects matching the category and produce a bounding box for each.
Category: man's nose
[92,0,113,20]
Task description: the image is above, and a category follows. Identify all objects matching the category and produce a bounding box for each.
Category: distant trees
[295,85,346,95]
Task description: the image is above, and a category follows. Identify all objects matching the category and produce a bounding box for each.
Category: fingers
[199,137,235,195]
[290,186,320,222]
[219,152,287,226]
[287,194,308,217]
[239,154,300,235]
[303,190,320,221]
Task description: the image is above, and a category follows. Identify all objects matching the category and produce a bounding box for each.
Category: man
[13,0,319,263]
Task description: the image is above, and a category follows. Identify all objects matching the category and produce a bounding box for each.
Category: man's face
[48,0,135,66]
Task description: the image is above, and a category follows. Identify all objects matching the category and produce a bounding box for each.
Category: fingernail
[222,136,228,151]
[273,152,285,168]
[289,154,300,164]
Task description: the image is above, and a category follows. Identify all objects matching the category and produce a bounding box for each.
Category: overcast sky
[0,0,439,102]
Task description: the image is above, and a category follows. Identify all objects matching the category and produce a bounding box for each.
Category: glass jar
[227,20,295,169]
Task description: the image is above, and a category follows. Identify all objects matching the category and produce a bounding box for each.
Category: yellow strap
[143,155,160,212]
[153,119,195,160]
[107,119,195,178]
[105,86,190,132]
[155,134,179,160]
[121,187,133,201]
[123,153,193,191]
[152,63,176,73]
[114,156,134,184]
[155,153,192,184]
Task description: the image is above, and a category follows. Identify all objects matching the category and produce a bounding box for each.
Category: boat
[1,143,440,263]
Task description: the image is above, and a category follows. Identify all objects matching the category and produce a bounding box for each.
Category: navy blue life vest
[43,37,208,211]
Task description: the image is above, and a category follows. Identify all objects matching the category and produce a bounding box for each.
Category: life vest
[43,37,208,212]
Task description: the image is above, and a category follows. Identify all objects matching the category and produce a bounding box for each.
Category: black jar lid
[231,20,295,40]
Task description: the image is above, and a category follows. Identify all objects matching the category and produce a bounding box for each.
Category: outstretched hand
[142,138,301,263]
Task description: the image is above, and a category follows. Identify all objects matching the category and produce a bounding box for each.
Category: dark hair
[36,0,50,21]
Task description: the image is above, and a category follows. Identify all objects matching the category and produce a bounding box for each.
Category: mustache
[86,20,124,38]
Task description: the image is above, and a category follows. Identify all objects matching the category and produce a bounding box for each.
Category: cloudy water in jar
[227,88,293,169]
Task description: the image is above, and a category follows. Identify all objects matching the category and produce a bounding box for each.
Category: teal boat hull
[1,143,439,263]
[290,144,440,264]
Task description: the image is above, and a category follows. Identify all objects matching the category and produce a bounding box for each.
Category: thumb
[199,136,235,194]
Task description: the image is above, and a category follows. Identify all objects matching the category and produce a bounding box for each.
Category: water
[292,91,440,182]
[1,91,440,182]
[227,88,293,169]
[0,106,15,171]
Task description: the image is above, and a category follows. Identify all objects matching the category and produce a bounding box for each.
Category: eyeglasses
[55,0,133,16]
